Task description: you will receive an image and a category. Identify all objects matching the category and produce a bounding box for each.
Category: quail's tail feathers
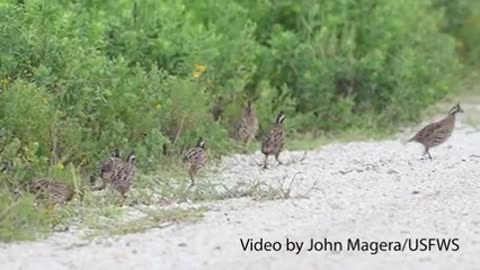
[401,136,415,145]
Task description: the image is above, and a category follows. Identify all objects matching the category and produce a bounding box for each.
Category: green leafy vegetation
[0,191,50,242]
[433,0,480,63]
[0,0,476,241]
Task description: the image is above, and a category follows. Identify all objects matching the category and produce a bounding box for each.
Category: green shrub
[0,0,465,192]
[0,191,50,242]
[433,0,480,63]
[246,0,461,130]
[0,0,476,242]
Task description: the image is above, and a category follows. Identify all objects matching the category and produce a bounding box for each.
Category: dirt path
[1,108,480,270]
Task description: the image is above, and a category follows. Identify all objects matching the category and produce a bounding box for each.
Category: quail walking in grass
[110,151,137,198]
[183,137,207,188]
[91,149,122,191]
[235,100,259,149]
[261,111,286,169]
[28,178,74,204]
[406,103,463,159]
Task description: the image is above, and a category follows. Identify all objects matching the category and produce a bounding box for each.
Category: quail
[91,149,122,191]
[235,100,259,148]
[261,111,286,169]
[110,151,136,198]
[407,103,463,159]
[28,178,74,204]
[183,137,207,187]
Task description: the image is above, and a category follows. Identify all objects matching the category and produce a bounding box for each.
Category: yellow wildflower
[193,64,207,79]
[56,163,64,170]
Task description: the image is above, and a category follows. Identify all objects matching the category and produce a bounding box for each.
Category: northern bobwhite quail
[110,151,136,198]
[91,149,122,191]
[407,103,463,159]
[236,100,259,148]
[261,111,286,169]
[28,178,74,204]
[183,137,207,187]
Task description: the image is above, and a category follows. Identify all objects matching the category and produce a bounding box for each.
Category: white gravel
[1,117,479,270]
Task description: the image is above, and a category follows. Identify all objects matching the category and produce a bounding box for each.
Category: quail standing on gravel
[183,137,207,187]
[91,149,123,191]
[236,100,259,148]
[406,103,463,159]
[110,151,137,198]
[261,111,286,169]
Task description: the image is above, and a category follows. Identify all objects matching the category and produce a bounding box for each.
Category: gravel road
[1,111,479,270]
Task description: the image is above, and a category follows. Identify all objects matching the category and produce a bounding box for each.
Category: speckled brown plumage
[183,138,207,187]
[91,149,123,191]
[110,151,136,197]
[261,111,286,169]
[407,103,463,159]
[28,178,74,204]
[236,100,259,147]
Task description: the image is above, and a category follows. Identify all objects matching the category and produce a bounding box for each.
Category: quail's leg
[426,148,433,160]
[114,192,127,206]
[121,194,127,206]
[422,147,431,160]
[242,139,249,154]
[263,154,269,169]
[275,153,283,165]
[189,171,195,188]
